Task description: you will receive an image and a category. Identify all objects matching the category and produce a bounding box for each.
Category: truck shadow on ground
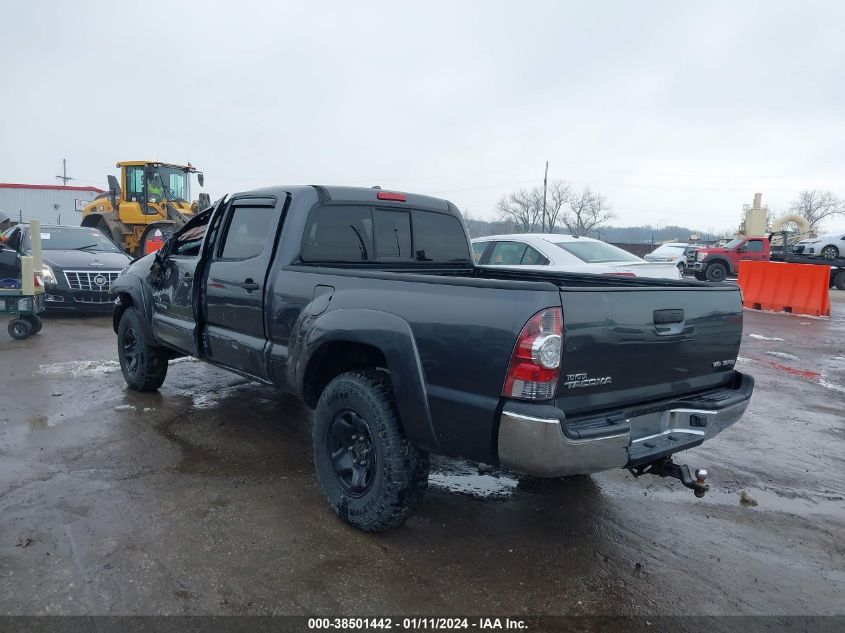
[136,372,612,545]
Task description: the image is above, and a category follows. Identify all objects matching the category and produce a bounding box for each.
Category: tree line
[489,179,844,238]
[495,181,614,235]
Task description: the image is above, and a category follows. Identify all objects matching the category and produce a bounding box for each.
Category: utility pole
[56,158,75,185]
[542,161,549,232]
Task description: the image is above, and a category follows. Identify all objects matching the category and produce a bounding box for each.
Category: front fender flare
[292,308,440,452]
[110,274,156,343]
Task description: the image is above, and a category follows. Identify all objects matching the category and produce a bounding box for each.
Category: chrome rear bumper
[497,377,753,477]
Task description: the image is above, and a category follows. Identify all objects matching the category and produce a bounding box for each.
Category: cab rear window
[301,205,471,264]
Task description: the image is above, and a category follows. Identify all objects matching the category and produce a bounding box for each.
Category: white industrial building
[0,183,104,227]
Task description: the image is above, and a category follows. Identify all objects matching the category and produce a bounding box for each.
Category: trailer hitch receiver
[629,457,709,498]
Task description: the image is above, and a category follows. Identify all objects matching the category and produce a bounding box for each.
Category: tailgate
[556,286,743,416]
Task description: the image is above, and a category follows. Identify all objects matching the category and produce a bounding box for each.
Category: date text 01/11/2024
[307,617,527,630]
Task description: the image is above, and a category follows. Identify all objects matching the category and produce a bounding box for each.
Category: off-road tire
[8,318,32,340]
[22,314,42,334]
[834,270,845,291]
[705,262,728,282]
[117,308,168,391]
[820,245,839,260]
[313,370,429,532]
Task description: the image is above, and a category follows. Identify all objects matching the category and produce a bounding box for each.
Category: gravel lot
[1,294,843,617]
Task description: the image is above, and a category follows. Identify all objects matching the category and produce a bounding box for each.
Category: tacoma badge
[564,372,612,389]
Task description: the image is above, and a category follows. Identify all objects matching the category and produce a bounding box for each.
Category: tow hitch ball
[629,458,709,498]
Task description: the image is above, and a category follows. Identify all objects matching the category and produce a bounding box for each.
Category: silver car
[793,232,845,259]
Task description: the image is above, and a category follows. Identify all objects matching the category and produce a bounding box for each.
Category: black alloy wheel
[328,410,377,496]
[122,325,140,374]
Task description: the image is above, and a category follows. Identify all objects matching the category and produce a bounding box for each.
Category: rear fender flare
[292,308,440,452]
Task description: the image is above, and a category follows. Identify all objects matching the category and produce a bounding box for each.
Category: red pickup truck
[685,237,769,281]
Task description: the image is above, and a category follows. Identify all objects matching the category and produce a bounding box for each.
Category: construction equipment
[81,161,211,257]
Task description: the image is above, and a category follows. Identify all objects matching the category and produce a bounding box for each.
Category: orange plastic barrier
[144,231,165,255]
[738,260,830,317]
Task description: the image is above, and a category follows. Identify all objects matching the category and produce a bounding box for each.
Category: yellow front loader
[82,161,210,257]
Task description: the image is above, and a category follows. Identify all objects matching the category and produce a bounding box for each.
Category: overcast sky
[2,0,844,231]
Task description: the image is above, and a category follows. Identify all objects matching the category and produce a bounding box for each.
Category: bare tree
[561,186,614,236]
[497,180,572,233]
[544,181,571,231]
[496,187,543,232]
[789,190,844,232]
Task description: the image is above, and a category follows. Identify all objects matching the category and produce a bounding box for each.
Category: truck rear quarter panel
[267,266,562,463]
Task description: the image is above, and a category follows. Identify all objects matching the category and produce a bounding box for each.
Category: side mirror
[197,173,205,188]
[198,193,211,210]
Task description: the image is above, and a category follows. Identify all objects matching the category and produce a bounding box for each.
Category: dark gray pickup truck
[111,185,754,531]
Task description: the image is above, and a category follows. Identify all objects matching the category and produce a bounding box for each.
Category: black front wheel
[117,308,169,391]
[705,262,727,282]
[313,371,429,532]
[834,270,845,291]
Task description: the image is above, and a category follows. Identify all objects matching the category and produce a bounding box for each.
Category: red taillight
[503,307,563,400]
[376,191,406,202]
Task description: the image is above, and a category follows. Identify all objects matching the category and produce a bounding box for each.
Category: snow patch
[38,360,121,377]
[764,351,799,361]
[747,334,784,341]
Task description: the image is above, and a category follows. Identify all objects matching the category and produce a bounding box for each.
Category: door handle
[240,279,259,292]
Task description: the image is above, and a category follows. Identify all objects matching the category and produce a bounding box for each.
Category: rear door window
[521,245,549,265]
[488,241,527,265]
[219,207,275,260]
[745,240,764,252]
[301,206,374,262]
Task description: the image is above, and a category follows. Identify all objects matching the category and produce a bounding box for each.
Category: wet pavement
[0,297,843,617]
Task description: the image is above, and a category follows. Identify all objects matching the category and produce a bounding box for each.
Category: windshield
[150,166,191,202]
[551,240,642,263]
[722,238,744,249]
[25,227,122,253]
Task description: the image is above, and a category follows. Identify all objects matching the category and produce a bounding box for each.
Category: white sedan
[793,232,845,259]
[472,233,682,279]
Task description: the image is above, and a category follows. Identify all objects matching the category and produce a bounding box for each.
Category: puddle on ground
[28,415,49,431]
[618,484,845,519]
